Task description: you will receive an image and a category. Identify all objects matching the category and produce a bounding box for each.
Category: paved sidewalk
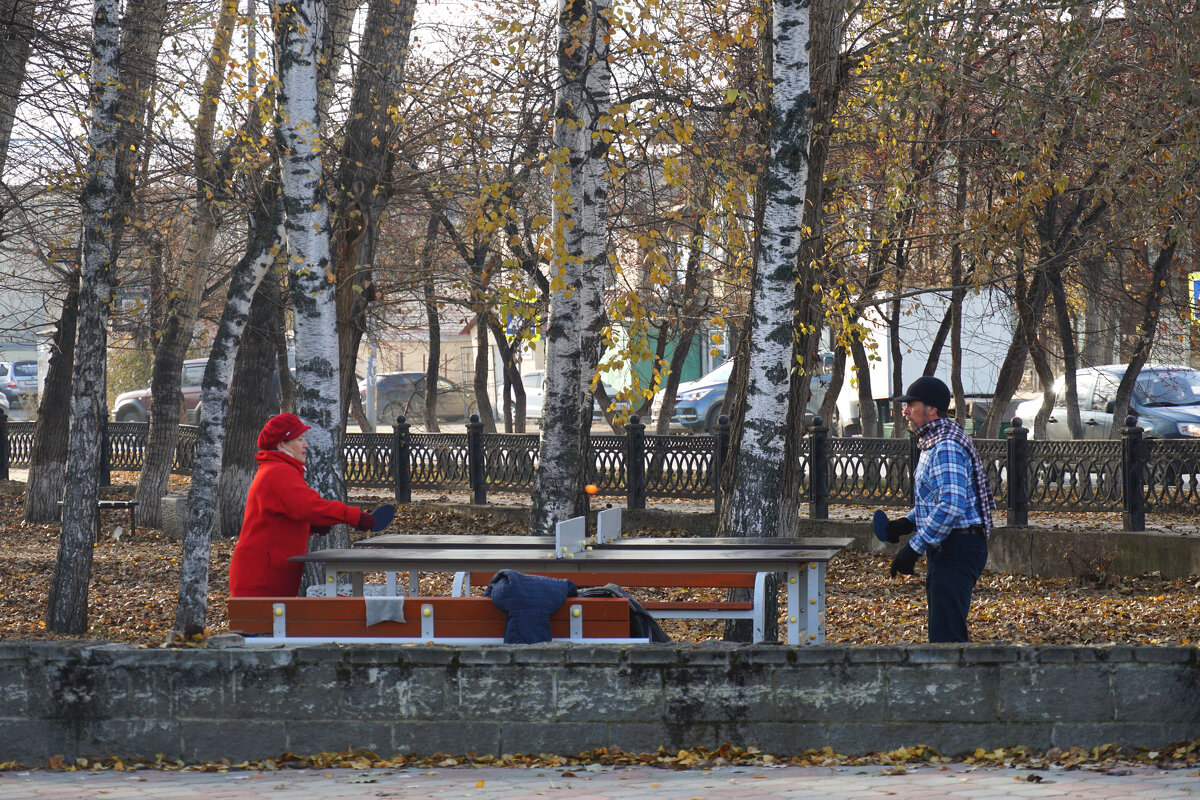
[0,763,1195,799]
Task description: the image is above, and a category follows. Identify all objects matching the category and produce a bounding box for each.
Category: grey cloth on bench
[578,583,671,643]
[364,596,406,625]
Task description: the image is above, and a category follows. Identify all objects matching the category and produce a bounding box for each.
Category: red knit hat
[257,413,311,451]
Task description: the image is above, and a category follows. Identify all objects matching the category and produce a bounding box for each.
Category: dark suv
[113,358,208,423]
[367,373,477,424]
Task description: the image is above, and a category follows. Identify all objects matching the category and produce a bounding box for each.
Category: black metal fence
[5,413,1198,532]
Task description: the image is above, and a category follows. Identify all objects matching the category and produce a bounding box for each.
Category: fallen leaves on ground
[8,740,1200,773]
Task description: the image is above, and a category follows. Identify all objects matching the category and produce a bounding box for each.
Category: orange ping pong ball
[584,484,599,495]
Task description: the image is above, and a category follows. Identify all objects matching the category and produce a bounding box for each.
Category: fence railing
[5,413,1198,532]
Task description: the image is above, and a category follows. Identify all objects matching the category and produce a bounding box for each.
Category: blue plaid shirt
[907,435,988,555]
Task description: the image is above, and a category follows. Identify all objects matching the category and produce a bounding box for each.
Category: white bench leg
[272,602,287,638]
[811,561,826,642]
[752,572,766,643]
[421,603,435,641]
[786,566,800,644]
[569,602,583,641]
[787,562,825,644]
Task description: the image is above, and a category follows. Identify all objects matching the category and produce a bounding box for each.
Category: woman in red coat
[229,413,376,597]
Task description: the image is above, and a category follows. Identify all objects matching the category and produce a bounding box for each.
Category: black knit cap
[896,376,951,411]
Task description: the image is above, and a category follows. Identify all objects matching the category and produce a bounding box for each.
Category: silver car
[1014,364,1200,439]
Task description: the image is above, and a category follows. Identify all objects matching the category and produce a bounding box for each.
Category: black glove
[889,543,920,577]
[355,511,376,532]
[886,516,916,544]
[309,524,332,535]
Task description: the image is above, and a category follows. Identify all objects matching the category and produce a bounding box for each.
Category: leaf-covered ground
[2,477,1198,646]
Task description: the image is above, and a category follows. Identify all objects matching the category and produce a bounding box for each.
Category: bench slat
[229,596,632,621]
[227,596,632,641]
[465,571,758,589]
[232,618,631,639]
[640,601,754,611]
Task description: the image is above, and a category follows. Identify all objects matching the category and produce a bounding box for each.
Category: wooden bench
[452,570,767,642]
[227,596,640,645]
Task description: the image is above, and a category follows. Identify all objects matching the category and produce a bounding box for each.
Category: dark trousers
[925,532,988,643]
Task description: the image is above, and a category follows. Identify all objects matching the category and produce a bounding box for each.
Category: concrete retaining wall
[1,642,1195,765]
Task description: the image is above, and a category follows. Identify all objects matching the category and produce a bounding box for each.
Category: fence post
[467,413,486,505]
[0,408,8,481]
[393,415,411,505]
[808,416,829,519]
[625,414,646,510]
[907,431,919,505]
[1006,417,1029,527]
[713,414,729,516]
[1121,415,1145,532]
[100,416,112,488]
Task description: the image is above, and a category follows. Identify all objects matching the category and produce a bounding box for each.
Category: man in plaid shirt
[884,376,995,642]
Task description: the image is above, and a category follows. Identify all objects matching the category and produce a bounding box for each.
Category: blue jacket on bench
[486,570,578,644]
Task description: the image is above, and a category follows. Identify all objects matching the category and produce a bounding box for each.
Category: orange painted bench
[452,571,767,641]
[227,595,639,644]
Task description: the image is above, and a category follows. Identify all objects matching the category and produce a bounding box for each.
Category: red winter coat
[229,450,365,597]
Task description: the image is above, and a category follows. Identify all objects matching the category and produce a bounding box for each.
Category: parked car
[650,355,838,434]
[113,358,208,424]
[495,369,632,424]
[367,372,478,424]
[1014,364,1200,439]
[497,370,546,419]
[0,360,38,409]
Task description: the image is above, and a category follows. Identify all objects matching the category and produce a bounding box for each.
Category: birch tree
[274,0,344,552]
[46,0,119,633]
[528,0,611,536]
[24,0,166,524]
[716,0,812,540]
[175,196,283,636]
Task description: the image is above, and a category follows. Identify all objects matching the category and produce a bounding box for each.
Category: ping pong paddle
[370,503,395,532]
[872,509,890,543]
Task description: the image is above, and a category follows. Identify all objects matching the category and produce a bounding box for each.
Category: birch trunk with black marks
[716,0,812,544]
[24,0,167,523]
[783,0,842,505]
[275,0,345,586]
[174,201,283,636]
[46,0,119,633]
[529,0,610,536]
